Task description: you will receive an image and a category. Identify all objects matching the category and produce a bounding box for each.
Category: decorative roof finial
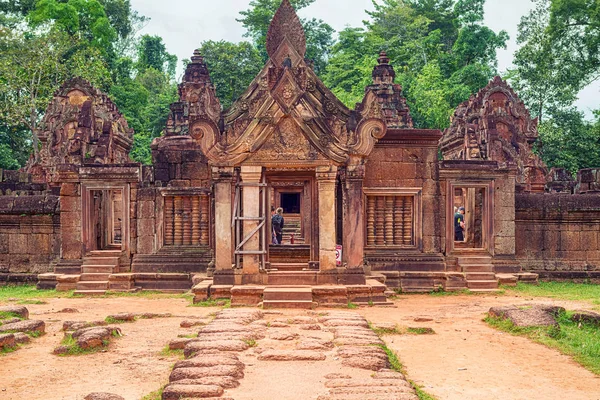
[266,0,306,59]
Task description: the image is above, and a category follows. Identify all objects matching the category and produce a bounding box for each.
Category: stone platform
[192,279,390,309]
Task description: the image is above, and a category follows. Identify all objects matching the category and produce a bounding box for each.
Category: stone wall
[516,193,600,281]
[0,189,60,284]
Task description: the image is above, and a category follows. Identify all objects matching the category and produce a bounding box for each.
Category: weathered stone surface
[0,333,16,349]
[317,395,416,400]
[58,308,79,313]
[269,331,298,341]
[337,346,388,360]
[13,332,30,344]
[53,345,70,355]
[0,318,21,325]
[489,305,560,327]
[106,313,135,322]
[84,393,125,400]
[342,356,389,371]
[73,327,120,349]
[184,340,249,357]
[325,379,412,388]
[274,316,317,325]
[324,373,352,380]
[323,319,369,328]
[328,386,417,397]
[169,338,197,350]
[169,365,244,382]
[0,319,45,334]
[0,306,28,319]
[257,350,327,361]
[161,384,224,400]
[199,325,266,339]
[269,321,289,328]
[174,356,243,369]
[571,311,600,326]
[334,337,383,346]
[169,377,240,389]
[373,369,408,380]
[214,309,263,324]
[296,339,334,350]
[136,313,172,319]
[299,323,321,330]
[180,319,207,328]
[63,321,107,331]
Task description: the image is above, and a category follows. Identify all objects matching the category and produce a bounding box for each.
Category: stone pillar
[240,166,263,278]
[212,167,235,271]
[342,161,366,269]
[316,165,338,271]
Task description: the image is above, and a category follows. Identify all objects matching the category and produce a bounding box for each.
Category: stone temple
[1,0,599,306]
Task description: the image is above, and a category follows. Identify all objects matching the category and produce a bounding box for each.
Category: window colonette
[365,189,421,248]
[164,195,210,246]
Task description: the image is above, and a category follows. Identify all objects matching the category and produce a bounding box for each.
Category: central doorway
[280,192,301,214]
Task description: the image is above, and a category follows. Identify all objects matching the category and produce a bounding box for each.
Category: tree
[0,27,111,161]
[136,35,177,78]
[198,40,264,110]
[237,0,334,75]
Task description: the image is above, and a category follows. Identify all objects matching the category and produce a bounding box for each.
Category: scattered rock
[63,321,107,331]
[274,316,316,325]
[58,308,79,313]
[13,332,30,344]
[53,345,70,355]
[199,325,266,340]
[269,331,298,341]
[571,310,600,326]
[136,313,171,319]
[268,321,289,328]
[170,364,245,382]
[323,319,369,328]
[84,393,125,400]
[0,318,21,325]
[170,377,240,389]
[489,305,561,327]
[257,350,326,361]
[296,338,334,350]
[327,386,417,398]
[334,337,383,346]
[161,384,224,400]
[0,320,45,334]
[414,317,433,322]
[106,313,135,322]
[180,320,206,328]
[250,320,268,327]
[407,327,435,335]
[71,326,121,350]
[0,306,28,319]
[0,333,16,349]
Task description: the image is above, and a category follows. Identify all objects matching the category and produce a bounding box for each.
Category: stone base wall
[516,193,600,277]
[0,194,61,278]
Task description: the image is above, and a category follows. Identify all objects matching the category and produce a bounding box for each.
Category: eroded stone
[0,320,45,334]
[0,306,28,319]
[169,365,244,382]
[257,350,326,361]
[161,384,224,400]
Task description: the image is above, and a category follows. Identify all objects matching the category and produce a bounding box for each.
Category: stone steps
[465,272,496,280]
[267,271,318,285]
[79,273,111,281]
[76,281,109,291]
[270,263,308,272]
[76,251,121,295]
[73,290,106,296]
[263,286,314,309]
[83,256,120,266]
[467,280,499,290]
[81,265,117,274]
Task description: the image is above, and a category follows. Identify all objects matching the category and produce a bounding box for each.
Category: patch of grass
[347,302,358,309]
[191,298,231,308]
[410,380,439,400]
[57,334,108,356]
[140,385,166,400]
[1,329,43,338]
[507,282,600,306]
[0,344,18,355]
[369,323,402,336]
[485,311,600,375]
[377,343,403,372]
[0,285,74,301]
[104,316,134,324]
[0,311,23,320]
[243,338,257,348]
[159,345,184,359]
[17,299,47,305]
[428,288,472,296]
[178,333,198,339]
[407,327,436,335]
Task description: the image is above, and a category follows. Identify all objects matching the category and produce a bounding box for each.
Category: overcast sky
[130,0,597,117]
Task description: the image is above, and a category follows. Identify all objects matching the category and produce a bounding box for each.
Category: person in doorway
[270,207,278,244]
[271,207,284,245]
[454,206,465,241]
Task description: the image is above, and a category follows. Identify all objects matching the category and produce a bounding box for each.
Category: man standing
[271,207,284,245]
[454,206,465,242]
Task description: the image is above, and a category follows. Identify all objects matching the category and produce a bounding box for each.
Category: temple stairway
[457,255,500,292]
[281,216,305,244]
[74,250,121,296]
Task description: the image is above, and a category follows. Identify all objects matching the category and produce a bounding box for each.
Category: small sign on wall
[335,245,342,266]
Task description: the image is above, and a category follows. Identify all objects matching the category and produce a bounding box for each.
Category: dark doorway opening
[280,192,301,214]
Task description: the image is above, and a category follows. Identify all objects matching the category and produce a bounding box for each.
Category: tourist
[271,207,284,245]
[454,207,465,242]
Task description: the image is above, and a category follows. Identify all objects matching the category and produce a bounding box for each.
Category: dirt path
[0,294,599,400]
[361,294,600,400]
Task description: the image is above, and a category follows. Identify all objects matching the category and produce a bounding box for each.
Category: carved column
[182,196,191,245]
[165,196,174,245]
[192,196,201,245]
[240,165,263,279]
[342,161,366,269]
[385,196,394,245]
[367,196,375,246]
[375,197,385,245]
[212,167,235,271]
[174,196,183,245]
[317,165,338,271]
[200,194,209,246]
[394,196,402,245]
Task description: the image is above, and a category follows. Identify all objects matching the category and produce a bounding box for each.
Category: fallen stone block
[169,338,197,350]
[161,384,223,400]
[0,306,28,319]
[269,331,298,341]
[323,319,369,328]
[0,320,45,334]
[106,313,135,322]
[63,321,107,331]
[0,318,21,325]
[325,379,412,388]
[84,393,125,400]
[269,321,289,328]
[180,320,207,328]
[174,356,243,370]
[170,376,240,389]
[296,339,334,351]
[299,323,321,330]
[169,365,244,382]
[342,356,389,371]
[183,340,249,357]
[488,305,561,327]
[373,369,408,380]
[257,350,326,361]
[571,310,600,326]
[0,333,16,349]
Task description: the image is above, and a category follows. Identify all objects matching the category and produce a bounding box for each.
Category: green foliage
[0,285,74,301]
[198,40,264,110]
[0,311,23,320]
[237,0,334,75]
[411,380,439,400]
[538,108,600,174]
[191,298,231,308]
[407,327,435,335]
[347,302,358,309]
[140,386,166,400]
[485,311,600,375]
[159,345,184,358]
[506,282,600,307]
[376,343,404,372]
[136,35,177,78]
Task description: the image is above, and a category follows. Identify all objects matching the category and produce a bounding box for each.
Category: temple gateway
[2,0,599,306]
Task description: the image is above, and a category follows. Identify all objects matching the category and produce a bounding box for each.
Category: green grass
[369,322,401,336]
[0,311,23,320]
[140,385,165,400]
[191,298,231,308]
[1,329,43,338]
[0,285,74,301]
[377,344,404,372]
[104,316,135,324]
[56,334,109,356]
[506,282,600,307]
[347,302,358,309]
[407,327,436,335]
[485,311,600,375]
[243,338,257,347]
[0,344,18,355]
[17,299,47,305]
[411,380,439,400]
[159,345,184,358]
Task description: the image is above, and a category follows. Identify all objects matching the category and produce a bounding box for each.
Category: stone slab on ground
[0,319,45,334]
[169,364,245,381]
[84,393,125,400]
[161,384,224,400]
[571,310,600,326]
[0,306,29,319]
[184,340,250,357]
[257,349,327,361]
[0,333,16,349]
[489,305,564,327]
